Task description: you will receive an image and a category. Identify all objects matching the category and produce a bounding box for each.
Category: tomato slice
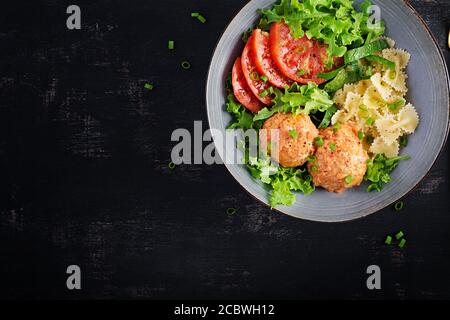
[251,29,292,89]
[232,58,264,113]
[241,33,273,105]
[270,21,342,85]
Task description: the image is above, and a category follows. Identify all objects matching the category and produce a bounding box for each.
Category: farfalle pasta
[332,46,419,158]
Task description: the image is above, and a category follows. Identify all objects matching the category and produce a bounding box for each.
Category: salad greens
[246,153,314,207]
[364,154,411,192]
[254,82,336,123]
[260,0,385,65]
[344,39,390,64]
[226,93,259,130]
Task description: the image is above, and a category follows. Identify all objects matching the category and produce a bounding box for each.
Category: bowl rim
[205,0,450,222]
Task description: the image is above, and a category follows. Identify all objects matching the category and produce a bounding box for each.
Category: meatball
[260,113,319,168]
[307,123,369,193]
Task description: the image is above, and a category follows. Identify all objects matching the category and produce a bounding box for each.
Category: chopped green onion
[268,86,274,94]
[168,162,176,170]
[260,75,268,82]
[144,83,154,90]
[345,175,353,184]
[181,61,191,70]
[394,201,404,211]
[226,207,236,216]
[366,117,375,126]
[289,129,298,139]
[259,90,269,98]
[168,40,175,50]
[191,12,206,23]
[332,123,341,132]
[250,71,260,81]
[358,131,365,140]
[314,136,324,147]
[311,165,318,173]
[330,143,337,152]
[385,235,392,245]
[388,99,405,111]
[307,155,317,163]
[297,69,306,76]
[395,231,404,240]
[398,238,407,248]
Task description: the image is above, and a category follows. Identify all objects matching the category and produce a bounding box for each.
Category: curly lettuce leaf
[253,82,335,122]
[364,154,411,192]
[225,94,255,130]
[246,152,315,207]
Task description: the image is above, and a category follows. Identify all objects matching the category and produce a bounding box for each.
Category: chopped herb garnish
[385,235,392,245]
[344,175,353,184]
[394,201,404,211]
[259,90,269,98]
[398,238,407,248]
[388,99,405,111]
[168,40,175,50]
[366,117,375,126]
[181,61,191,70]
[311,165,318,173]
[332,123,341,132]
[297,69,306,76]
[289,129,298,139]
[307,155,317,163]
[250,71,260,81]
[144,83,154,90]
[395,231,404,240]
[168,162,176,170]
[191,12,206,23]
[260,75,268,82]
[358,131,365,141]
[226,207,237,216]
[314,136,324,147]
[330,143,337,152]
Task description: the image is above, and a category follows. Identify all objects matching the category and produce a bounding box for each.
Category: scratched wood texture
[0,0,448,300]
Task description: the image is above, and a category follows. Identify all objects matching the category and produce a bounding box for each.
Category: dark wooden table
[0,0,448,300]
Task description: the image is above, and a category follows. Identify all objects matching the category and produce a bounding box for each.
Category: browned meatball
[307,123,369,193]
[260,113,319,168]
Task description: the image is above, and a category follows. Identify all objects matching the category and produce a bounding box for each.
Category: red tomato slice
[232,58,264,113]
[251,29,292,88]
[241,33,273,105]
[270,21,342,85]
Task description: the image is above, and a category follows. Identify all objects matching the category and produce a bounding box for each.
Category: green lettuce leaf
[364,154,411,192]
[253,82,335,122]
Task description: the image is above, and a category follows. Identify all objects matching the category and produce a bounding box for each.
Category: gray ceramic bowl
[206,0,449,222]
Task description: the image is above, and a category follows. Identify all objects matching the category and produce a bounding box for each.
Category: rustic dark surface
[0,0,448,300]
